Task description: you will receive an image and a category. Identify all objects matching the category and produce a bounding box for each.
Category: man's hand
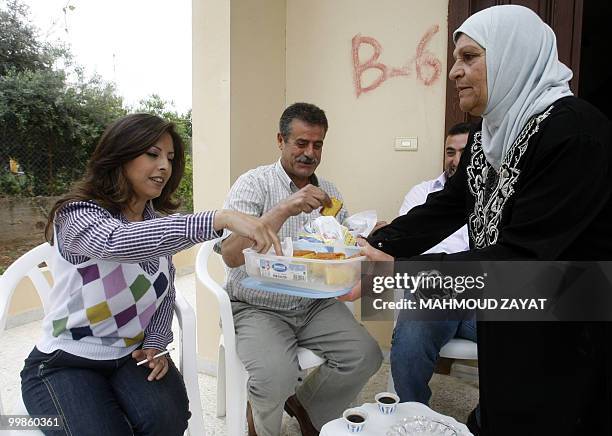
[214,210,282,255]
[132,348,169,381]
[280,184,332,217]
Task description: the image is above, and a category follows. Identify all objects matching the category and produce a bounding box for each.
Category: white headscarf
[454,5,573,170]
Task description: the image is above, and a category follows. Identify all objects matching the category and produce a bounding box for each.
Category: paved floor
[0,273,478,435]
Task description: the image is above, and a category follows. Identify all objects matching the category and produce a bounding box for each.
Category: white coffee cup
[375,391,400,414]
[342,408,368,433]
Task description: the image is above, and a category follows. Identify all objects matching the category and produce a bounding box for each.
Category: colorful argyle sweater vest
[38,239,170,360]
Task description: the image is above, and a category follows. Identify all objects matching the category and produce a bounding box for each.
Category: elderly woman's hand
[337,280,362,302]
[356,237,394,261]
[337,238,394,302]
[368,220,388,236]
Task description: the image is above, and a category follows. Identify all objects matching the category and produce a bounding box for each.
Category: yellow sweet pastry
[310,262,325,278]
[293,249,316,258]
[313,252,346,260]
[324,265,354,286]
[321,197,343,217]
[292,251,347,260]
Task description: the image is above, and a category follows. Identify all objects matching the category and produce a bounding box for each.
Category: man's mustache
[296,156,318,165]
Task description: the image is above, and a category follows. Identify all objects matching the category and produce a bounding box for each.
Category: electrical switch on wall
[394,136,418,151]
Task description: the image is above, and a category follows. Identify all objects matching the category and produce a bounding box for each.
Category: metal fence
[0,130,89,197]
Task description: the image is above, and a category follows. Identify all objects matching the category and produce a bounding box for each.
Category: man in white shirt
[398,122,470,252]
[391,122,477,409]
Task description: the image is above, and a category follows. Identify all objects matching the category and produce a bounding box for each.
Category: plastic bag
[311,216,356,246]
[343,210,377,238]
[295,210,378,247]
[297,216,356,246]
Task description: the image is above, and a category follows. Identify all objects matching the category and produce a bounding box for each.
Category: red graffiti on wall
[352,25,442,97]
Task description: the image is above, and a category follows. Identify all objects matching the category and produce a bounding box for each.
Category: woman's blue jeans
[20,347,190,436]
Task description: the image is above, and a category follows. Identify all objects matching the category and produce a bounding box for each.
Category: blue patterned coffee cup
[342,408,368,433]
[375,392,399,414]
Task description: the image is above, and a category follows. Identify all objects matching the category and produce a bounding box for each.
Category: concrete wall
[230,0,287,181]
[193,0,449,367]
[2,197,52,319]
[193,0,286,368]
[285,0,449,346]
[286,0,448,222]
[0,197,54,243]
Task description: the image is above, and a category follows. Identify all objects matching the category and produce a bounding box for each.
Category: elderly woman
[358,5,611,435]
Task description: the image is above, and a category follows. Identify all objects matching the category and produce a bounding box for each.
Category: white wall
[286,0,448,222]
[285,0,449,344]
[193,0,286,366]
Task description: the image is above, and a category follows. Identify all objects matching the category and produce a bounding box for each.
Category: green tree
[0,0,54,75]
[135,94,191,150]
[0,0,126,196]
[0,67,126,195]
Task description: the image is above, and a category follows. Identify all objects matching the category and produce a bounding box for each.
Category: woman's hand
[214,210,282,255]
[132,348,169,381]
[337,279,362,302]
[337,238,394,302]
[356,237,394,261]
[369,220,388,236]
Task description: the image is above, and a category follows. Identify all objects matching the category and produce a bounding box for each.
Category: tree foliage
[1,67,126,194]
[135,94,191,151]
[0,0,53,76]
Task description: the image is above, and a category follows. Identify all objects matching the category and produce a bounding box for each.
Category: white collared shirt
[398,172,470,254]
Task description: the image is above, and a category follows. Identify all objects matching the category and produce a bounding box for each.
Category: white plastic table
[320,402,472,435]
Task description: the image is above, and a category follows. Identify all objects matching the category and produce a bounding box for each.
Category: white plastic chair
[439,337,477,360]
[0,243,205,436]
[196,239,332,436]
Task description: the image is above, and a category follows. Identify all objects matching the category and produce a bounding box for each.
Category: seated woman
[20,113,279,435]
[351,5,611,436]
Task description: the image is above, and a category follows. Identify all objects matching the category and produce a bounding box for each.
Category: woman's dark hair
[45,113,185,241]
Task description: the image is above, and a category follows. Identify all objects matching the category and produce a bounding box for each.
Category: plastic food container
[242,241,365,292]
